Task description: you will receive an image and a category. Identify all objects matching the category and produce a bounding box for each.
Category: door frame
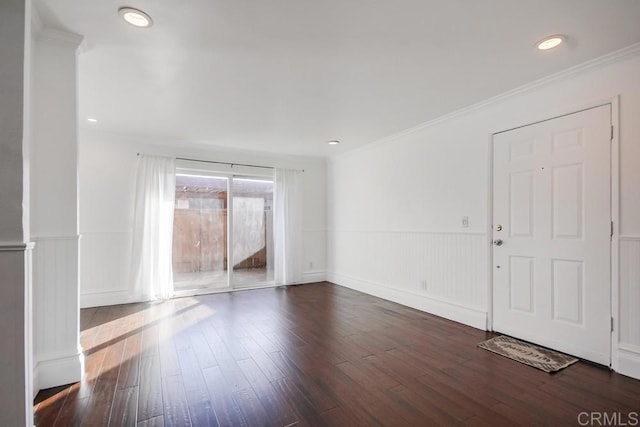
[486,96,620,368]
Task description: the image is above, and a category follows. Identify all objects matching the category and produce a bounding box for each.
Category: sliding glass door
[231,177,274,288]
[172,174,229,292]
[171,171,274,294]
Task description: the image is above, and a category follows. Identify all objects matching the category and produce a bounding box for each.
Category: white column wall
[31,28,84,392]
[0,0,33,425]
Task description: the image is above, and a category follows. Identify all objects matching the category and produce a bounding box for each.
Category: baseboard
[33,369,40,399]
[35,351,84,392]
[82,275,329,308]
[617,344,640,380]
[328,272,487,330]
[81,289,144,308]
[300,270,327,284]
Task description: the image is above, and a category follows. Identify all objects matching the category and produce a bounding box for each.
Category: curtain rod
[136,153,304,172]
[177,156,275,170]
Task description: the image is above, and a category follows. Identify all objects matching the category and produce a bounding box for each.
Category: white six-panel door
[492,105,611,365]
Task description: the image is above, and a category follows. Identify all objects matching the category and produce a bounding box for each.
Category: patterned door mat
[478,335,579,373]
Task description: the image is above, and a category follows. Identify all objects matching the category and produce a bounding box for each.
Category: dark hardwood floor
[35,282,640,426]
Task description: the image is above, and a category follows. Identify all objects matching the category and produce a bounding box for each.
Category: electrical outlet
[462,216,469,228]
[309,261,313,269]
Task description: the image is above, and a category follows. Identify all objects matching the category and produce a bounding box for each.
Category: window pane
[172,174,228,291]
[232,177,274,286]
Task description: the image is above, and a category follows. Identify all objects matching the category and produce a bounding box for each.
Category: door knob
[493,239,503,246]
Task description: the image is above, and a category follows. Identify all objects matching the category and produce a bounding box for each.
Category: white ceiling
[37,0,640,157]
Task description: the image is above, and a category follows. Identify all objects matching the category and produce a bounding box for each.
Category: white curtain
[131,155,176,301]
[274,168,303,285]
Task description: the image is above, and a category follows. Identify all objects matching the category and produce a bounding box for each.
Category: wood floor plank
[79,311,117,400]
[53,389,88,427]
[158,332,181,379]
[81,312,129,426]
[337,361,450,425]
[117,318,143,390]
[202,365,246,426]
[238,337,285,382]
[320,406,368,426]
[415,365,502,409]
[33,386,69,426]
[188,329,218,370]
[175,346,220,425]
[137,414,164,427]
[347,330,396,354]
[161,375,191,426]
[35,282,640,426]
[177,346,211,406]
[413,370,511,421]
[267,351,338,413]
[385,384,461,425]
[236,358,298,427]
[511,387,585,425]
[211,343,252,393]
[110,386,138,427]
[269,377,326,426]
[213,324,252,362]
[80,376,118,426]
[186,400,219,427]
[80,307,99,331]
[137,355,163,422]
[241,322,280,354]
[231,387,269,427]
[140,309,160,359]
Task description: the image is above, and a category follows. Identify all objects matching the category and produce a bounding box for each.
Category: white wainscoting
[301,229,327,283]
[80,231,133,308]
[327,229,488,329]
[25,243,35,399]
[32,236,83,391]
[0,242,35,406]
[80,229,327,307]
[619,236,640,379]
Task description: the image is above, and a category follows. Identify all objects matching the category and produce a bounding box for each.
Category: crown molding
[333,42,640,160]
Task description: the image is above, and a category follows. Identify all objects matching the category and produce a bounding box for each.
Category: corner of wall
[300,270,327,284]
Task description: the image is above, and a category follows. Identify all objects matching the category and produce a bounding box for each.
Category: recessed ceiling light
[87,118,98,123]
[536,35,565,51]
[327,140,340,145]
[118,7,153,28]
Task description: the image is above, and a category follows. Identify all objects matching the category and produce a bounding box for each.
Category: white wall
[0,1,27,244]
[0,0,33,425]
[327,47,640,378]
[30,27,84,392]
[79,132,327,307]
